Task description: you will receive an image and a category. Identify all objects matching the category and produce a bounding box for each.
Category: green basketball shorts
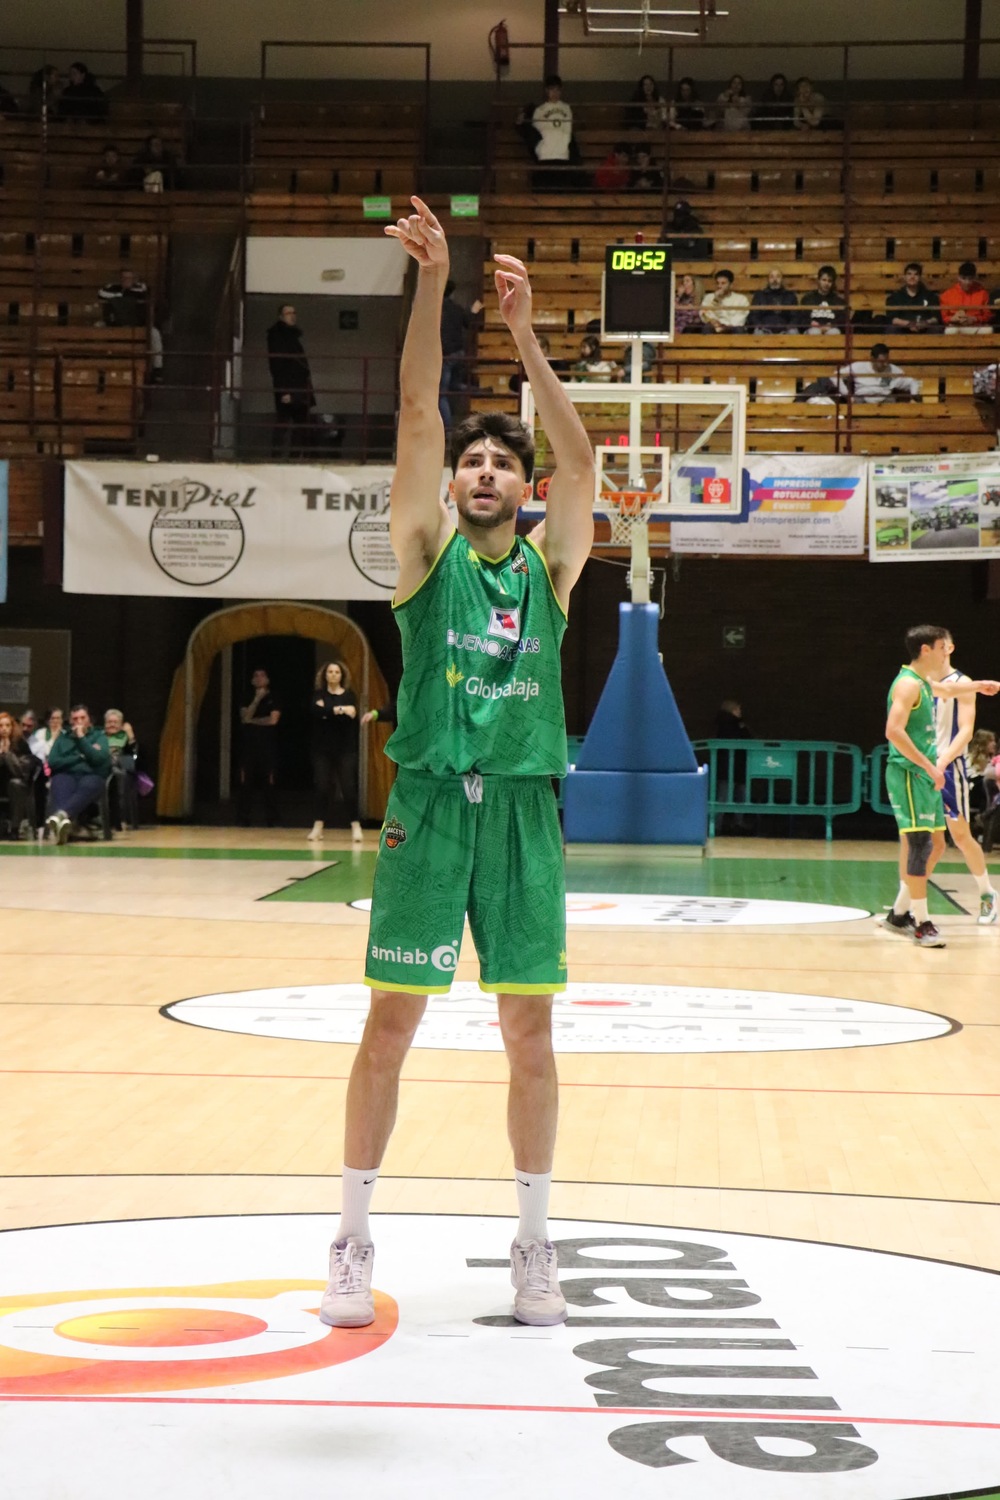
[885,761,945,833]
[365,768,567,994]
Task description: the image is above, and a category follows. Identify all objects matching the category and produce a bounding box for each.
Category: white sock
[514,1169,552,1243]
[974,871,993,896]
[893,882,912,915]
[337,1165,378,1242]
[912,898,929,924]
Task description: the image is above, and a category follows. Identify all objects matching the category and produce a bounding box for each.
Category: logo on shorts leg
[431,942,459,972]
[383,818,407,849]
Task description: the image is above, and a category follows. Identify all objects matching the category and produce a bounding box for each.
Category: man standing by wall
[267,304,315,456]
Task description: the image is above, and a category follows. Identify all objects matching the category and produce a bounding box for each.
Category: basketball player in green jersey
[321,198,595,1329]
[881,624,998,948]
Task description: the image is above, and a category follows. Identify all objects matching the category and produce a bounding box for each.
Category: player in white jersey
[930,636,998,924]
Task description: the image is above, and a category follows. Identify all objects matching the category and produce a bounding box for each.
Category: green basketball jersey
[886,665,936,768]
[386,530,568,776]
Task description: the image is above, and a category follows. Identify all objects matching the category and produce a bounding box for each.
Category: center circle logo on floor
[1,1213,997,1499]
[163,982,953,1054]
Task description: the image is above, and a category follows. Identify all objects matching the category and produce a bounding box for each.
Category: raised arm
[494,254,594,612]
[886,677,943,787]
[384,198,454,598]
[931,677,1000,700]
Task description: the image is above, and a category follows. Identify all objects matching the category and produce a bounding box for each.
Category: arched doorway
[157,602,393,819]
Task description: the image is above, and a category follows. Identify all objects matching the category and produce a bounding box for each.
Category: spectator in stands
[669,77,705,131]
[132,133,177,191]
[30,707,62,767]
[508,333,569,394]
[99,267,149,327]
[594,142,631,193]
[28,65,61,115]
[700,269,750,332]
[793,77,826,130]
[45,704,112,845]
[57,62,108,123]
[940,261,993,334]
[674,274,705,335]
[837,344,921,403]
[630,145,663,192]
[0,712,36,840]
[628,74,668,130]
[885,262,940,334]
[515,100,541,156]
[439,280,484,428]
[754,73,794,130]
[93,145,126,189]
[747,268,799,332]
[267,303,315,457]
[532,76,574,166]
[0,80,20,118]
[238,669,281,826]
[716,74,753,131]
[19,709,37,740]
[800,266,846,334]
[573,334,623,382]
[663,199,710,259]
[103,709,138,830]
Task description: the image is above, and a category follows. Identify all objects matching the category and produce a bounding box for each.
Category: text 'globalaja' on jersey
[466,676,541,700]
[446,628,541,661]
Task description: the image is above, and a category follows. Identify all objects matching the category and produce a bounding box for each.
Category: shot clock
[601,243,674,341]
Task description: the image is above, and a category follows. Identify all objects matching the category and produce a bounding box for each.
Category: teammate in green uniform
[321,198,595,1329]
[881,624,998,948]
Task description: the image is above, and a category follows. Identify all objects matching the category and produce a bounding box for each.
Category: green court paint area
[261,853,962,915]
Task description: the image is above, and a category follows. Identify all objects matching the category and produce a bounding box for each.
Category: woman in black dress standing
[308,660,361,843]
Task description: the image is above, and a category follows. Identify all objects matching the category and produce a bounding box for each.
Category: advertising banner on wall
[63,463,454,599]
[869,452,1000,562]
[670,455,867,556]
[0,460,7,604]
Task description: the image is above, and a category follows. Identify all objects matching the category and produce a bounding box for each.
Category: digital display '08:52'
[610,248,668,273]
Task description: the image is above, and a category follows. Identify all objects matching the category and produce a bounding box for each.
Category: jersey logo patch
[446,663,465,688]
[510,548,528,575]
[487,605,521,642]
[383,817,407,849]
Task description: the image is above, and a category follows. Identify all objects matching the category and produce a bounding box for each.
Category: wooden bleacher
[250,102,422,196]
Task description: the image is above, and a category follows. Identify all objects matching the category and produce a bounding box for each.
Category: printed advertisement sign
[869,452,1000,562]
[671,455,866,556]
[63,463,447,599]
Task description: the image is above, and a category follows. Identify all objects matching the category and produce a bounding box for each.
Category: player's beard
[455,490,519,530]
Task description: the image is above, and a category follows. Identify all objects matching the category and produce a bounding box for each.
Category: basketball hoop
[606,490,654,549]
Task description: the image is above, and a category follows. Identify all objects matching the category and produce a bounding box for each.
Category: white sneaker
[510,1238,567,1326]
[979,890,999,925]
[307,821,324,841]
[319,1237,375,1327]
[45,812,70,846]
[351,820,363,842]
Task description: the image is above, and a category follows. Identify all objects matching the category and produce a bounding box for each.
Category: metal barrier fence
[691,739,865,839]
[864,743,894,819]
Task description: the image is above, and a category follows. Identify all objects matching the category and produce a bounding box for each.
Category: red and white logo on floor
[164,983,952,1054]
[1,1214,998,1498]
[351,893,872,927]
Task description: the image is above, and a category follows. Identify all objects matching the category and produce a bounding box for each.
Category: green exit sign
[450,194,480,218]
[362,196,392,220]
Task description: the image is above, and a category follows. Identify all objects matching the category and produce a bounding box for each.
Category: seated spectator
[132,133,177,191]
[748,268,799,333]
[800,266,846,334]
[93,144,126,189]
[57,62,108,123]
[99,267,149,327]
[940,261,993,334]
[630,146,663,193]
[45,704,112,845]
[628,73,667,130]
[19,708,38,741]
[700,269,750,332]
[594,142,631,193]
[0,79,20,118]
[532,75,574,165]
[30,706,63,767]
[716,74,752,131]
[508,333,569,394]
[669,77,705,131]
[28,65,61,115]
[754,73,794,130]
[104,708,139,829]
[793,77,825,130]
[837,343,921,403]
[0,712,36,839]
[674,274,705,335]
[573,334,623,382]
[663,199,710,259]
[885,262,940,334]
[968,729,998,831]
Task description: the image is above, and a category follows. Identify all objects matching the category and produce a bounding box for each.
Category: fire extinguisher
[489,19,511,72]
